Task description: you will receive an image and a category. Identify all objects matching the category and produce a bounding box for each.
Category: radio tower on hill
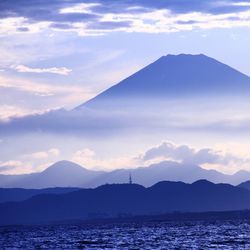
[129,173,132,184]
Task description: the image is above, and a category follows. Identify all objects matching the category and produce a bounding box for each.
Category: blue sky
[1,0,250,174]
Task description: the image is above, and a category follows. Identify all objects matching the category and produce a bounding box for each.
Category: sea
[0,220,250,249]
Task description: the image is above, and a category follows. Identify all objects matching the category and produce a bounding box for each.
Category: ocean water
[0,220,250,249]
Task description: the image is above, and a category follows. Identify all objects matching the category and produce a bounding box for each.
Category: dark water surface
[0,220,250,249]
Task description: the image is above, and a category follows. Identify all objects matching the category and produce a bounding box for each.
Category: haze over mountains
[1,160,250,189]
[1,54,250,226]
[1,54,250,196]
[2,53,250,136]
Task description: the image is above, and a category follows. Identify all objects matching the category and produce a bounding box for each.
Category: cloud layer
[1,1,250,36]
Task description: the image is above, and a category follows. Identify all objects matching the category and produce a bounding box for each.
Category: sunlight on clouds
[0,17,26,34]
[0,148,60,174]
[72,148,141,170]
[23,148,60,160]
[0,161,52,175]
[0,160,32,174]
[0,105,35,121]
[59,3,101,14]
[0,75,93,109]
[71,141,250,174]
[3,141,250,175]
[231,2,250,6]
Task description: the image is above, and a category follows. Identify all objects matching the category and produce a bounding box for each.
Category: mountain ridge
[1,180,250,225]
[1,160,250,188]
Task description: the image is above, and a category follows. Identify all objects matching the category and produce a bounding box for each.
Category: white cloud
[0,17,50,35]
[59,3,101,14]
[13,65,72,75]
[1,4,250,36]
[141,141,250,174]
[0,104,66,122]
[231,2,250,7]
[72,148,140,170]
[0,105,34,121]
[0,148,61,174]
[71,141,250,173]
[23,148,60,160]
[0,160,23,168]
[142,141,221,164]
[0,160,52,174]
[0,160,32,174]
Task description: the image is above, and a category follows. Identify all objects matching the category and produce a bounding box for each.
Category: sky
[1,0,250,174]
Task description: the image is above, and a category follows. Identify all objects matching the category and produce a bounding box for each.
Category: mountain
[91,161,229,187]
[0,187,80,203]
[1,160,250,188]
[2,54,249,135]
[76,54,250,110]
[0,161,104,189]
[1,180,250,225]
[238,180,250,191]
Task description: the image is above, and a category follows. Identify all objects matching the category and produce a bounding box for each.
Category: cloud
[16,27,29,32]
[0,148,60,174]
[142,141,222,165]
[2,94,250,135]
[0,165,16,173]
[0,160,25,173]
[23,148,60,160]
[0,75,93,115]
[13,65,72,75]
[70,140,250,172]
[2,140,250,175]
[141,141,250,169]
[72,147,139,170]
[1,1,250,36]
[0,105,35,121]
[0,160,53,175]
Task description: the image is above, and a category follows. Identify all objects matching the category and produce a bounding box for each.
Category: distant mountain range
[1,160,250,188]
[1,180,250,225]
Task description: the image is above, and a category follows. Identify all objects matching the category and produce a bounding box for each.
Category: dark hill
[238,180,250,191]
[1,180,250,225]
[0,187,80,203]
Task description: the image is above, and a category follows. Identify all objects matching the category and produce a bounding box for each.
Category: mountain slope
[238,180,250,191]
[76,54,250,110]
[0,161,104,189]
[1,180,250,225]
